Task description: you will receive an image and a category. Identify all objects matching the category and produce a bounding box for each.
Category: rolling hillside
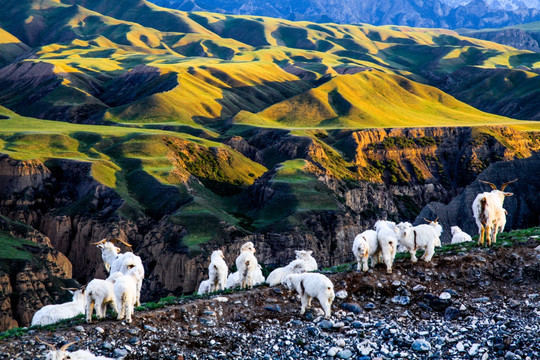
[0,0,539,127]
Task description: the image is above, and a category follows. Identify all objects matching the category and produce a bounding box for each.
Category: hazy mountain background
[149,0,540,29]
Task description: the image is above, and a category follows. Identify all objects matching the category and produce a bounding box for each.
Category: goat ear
[116,248,121,254]
[504,192,513,197]
[295,250,300,255]
[307,250,313,255]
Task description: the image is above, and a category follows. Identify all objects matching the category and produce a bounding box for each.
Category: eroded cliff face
[0,216,73,331]
[0,125,539,330]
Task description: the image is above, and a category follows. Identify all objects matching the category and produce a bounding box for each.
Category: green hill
[0,0,538,127]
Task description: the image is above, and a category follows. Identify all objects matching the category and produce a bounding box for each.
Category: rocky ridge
[0,231,538,359]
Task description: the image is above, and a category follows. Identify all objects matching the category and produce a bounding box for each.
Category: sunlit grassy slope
[0,0,538,127]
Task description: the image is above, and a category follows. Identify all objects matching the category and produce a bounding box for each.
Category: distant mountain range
[150,0,540,29]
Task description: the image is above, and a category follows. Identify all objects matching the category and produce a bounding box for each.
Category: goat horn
[91,239,107,245]
[423,217,432,223]
[60,287,79,292]
[35,336,56,350]
[500,178,518,191]
[59,340,79,352]
[435,217,439,222]
[479,180,497,190]
[112,238,132,248]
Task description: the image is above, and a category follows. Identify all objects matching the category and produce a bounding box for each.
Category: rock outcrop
[416,154,540,243]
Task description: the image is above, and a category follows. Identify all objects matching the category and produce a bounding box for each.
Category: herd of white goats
[29,179,515,359]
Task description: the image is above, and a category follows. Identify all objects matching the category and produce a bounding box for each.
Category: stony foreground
[1,237,539,360]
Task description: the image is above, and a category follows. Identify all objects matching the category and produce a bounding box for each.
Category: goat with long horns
[36,336,114,359]
[472,178,517,246]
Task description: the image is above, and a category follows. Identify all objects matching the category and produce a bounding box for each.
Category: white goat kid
[266,259,306,286]
[352,229,379,272]
[93,238,145,306]
[374,220,399,274]
[472,179,516,246]
[37,337,115,360]
[294,250,318,271]
[85,279,115,323]
[208,250,228,292]
[396,223,440,263]
[31,288,86,327]
[284,273,335,319]
[112,268,140,323]
[450,226,473,244]
[197,279,210,295]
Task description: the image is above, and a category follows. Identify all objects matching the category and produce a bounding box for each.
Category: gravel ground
[1,237,539,360]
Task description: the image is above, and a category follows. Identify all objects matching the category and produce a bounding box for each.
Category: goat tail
[479,197,488,225]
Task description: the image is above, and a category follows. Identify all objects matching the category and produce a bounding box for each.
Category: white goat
[396,223,440,263]
[266,259,306,286]
[424,218,443,247]
[374,220,399,274]
[93,239,145,306]
[197,279,210,295]
[352,229,380,272]
[472,179,516,246]
[226,242,264,289]
[31,288,86,327]
[208,250,228,292]
[294,250,318,271]
[283,273,335,319]
[450,226,473,244]
[85,278,116,323]
[37,337,115,360]
[112,268,139,323]
[235,242,259,289]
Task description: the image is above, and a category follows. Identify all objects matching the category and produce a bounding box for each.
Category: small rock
[505,351,521,360]
[128,337,140,345]
[327,347,340,356]
[273,288,283,294]
[469,343,480,356]
[215,297,228,302]
[392,280,401,287]
[337,349,353,359]
[411,339,431,352]
[264,305,281,313]
[102,342,113,350]
[472,297,490,303]
[335,339,346,347]
[75,326,84,332]
[335,290,348,299]
[333,322,345,328]
[306,326,320,336]
[189,330,200,336]
[143,325,157,332]
[391,296,410,305]
[456,341,465,352]
[413,285,426,292]
[340,303,362,314]
[459,304,467,311]
[439,292,451,300]
[319,320,334,330]
[364,302,376,310]
[351,321,363,329]
[444,307,460,321]
[200,318,216,327]
[95,327,104,334]
[114,349,128,358]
